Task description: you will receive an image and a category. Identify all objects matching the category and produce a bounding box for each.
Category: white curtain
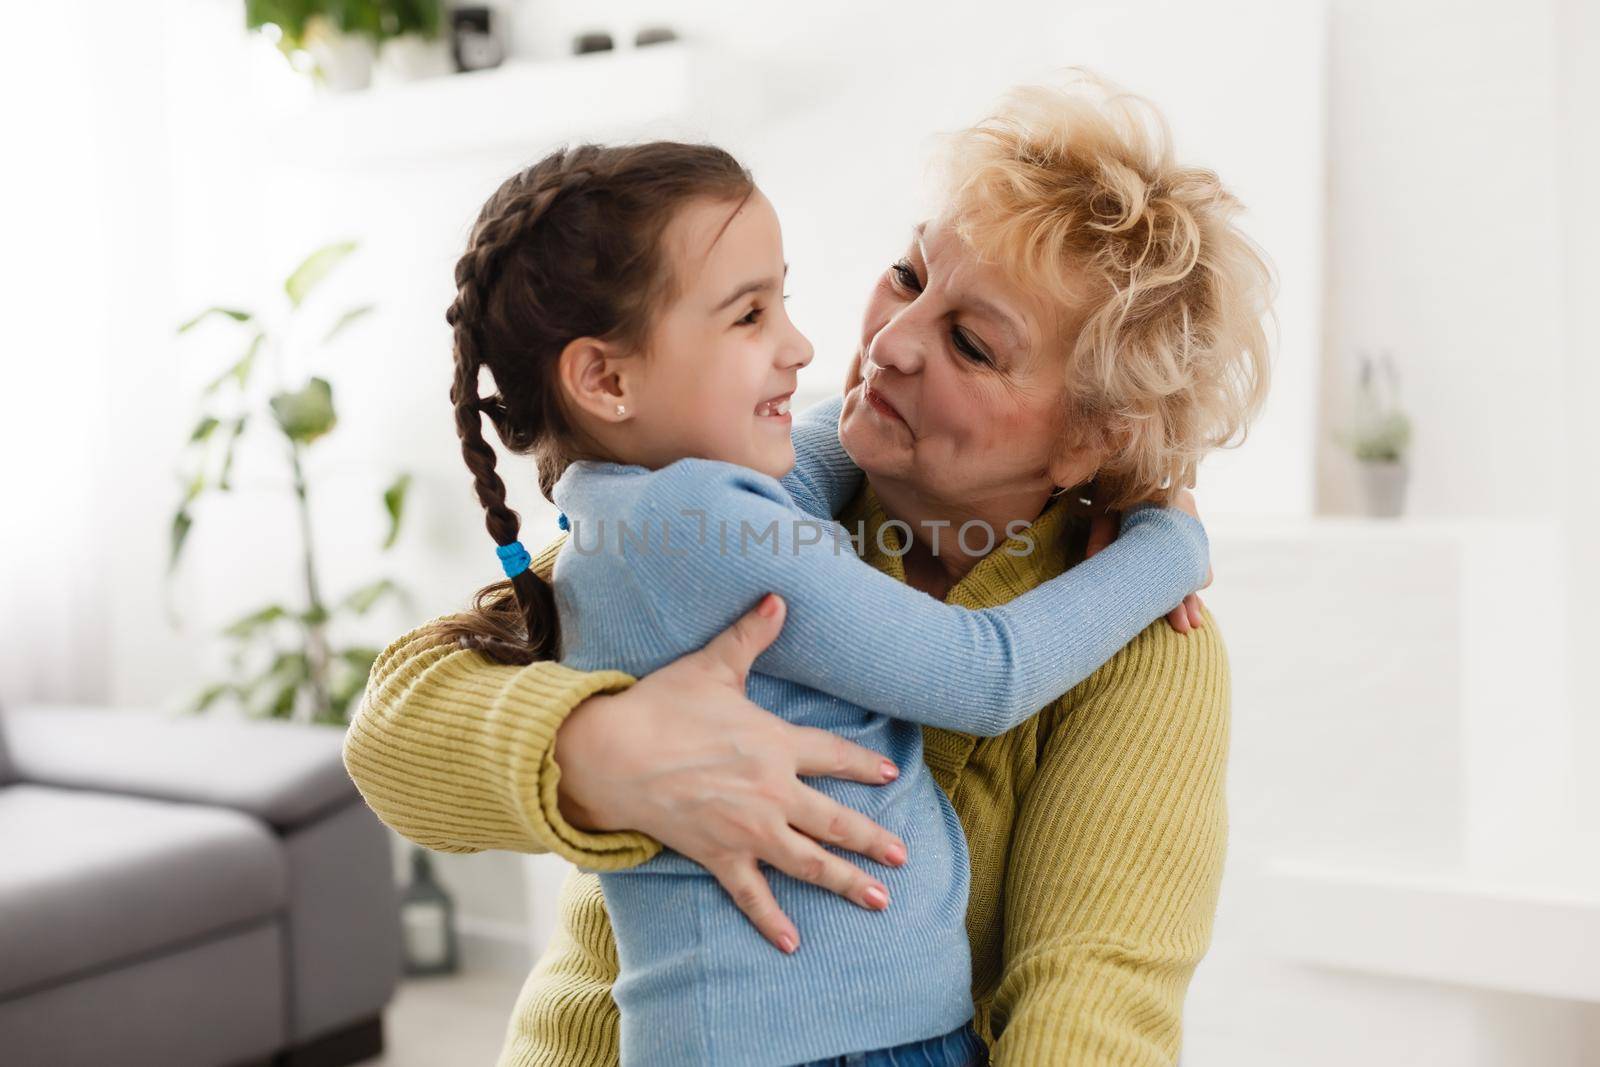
[0,4,171,707]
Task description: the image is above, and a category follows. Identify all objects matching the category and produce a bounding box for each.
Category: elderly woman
[346,74,1271,1067]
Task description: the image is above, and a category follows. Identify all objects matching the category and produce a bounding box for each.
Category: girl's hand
[1085,488,1213,634]
[552,594,907,955]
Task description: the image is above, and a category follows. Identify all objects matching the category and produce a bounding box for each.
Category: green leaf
[241,649,310,719]
[204,333,266,397]
[187,682,236,715]
[329,646,381,717]
[181,466,207,507]
[285,241,358,308]
[177,307,252,334]
[339,578,398,616]
[340,646,381,672]
[267,652,310,718]
[223,604,289,639]
[217,415,249,491]
[324,304,375,343]
[269,377,337,444]
[381,472,411,549]
[189,415,221,443]
[168,508,193,574]
[260,679,301,720]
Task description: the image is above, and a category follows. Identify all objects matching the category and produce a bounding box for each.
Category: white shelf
[1258,856,1600,1002]
[266,44,696,168]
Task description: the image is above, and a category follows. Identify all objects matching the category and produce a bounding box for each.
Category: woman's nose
[866,312,926,376]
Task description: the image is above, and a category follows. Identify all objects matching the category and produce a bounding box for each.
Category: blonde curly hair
[937,70,1275,509]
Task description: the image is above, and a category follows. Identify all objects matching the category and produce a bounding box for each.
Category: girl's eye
[952,328,992,366]
[739,292,792,327]
[889,259,922,292]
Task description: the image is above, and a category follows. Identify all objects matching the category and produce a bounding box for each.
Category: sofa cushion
[0,783,287,999]
[2,705,355,831]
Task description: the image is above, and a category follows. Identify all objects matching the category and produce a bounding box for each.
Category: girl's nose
[779,320,814,369]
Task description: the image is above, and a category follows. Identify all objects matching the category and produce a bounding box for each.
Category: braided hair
[422,142,754,664]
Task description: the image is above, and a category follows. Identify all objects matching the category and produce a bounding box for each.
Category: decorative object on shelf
[573,31,615,55]
[169,240,415,725]
[246,0,445,93]
[634,25,679,48]
[303,21,378,92]
[1335,350,1414,518]
[400,847,460,976]
[375,35,453,85]
[451,6,505,72]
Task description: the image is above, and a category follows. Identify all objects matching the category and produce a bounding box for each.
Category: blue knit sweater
[548,396,1209,1066]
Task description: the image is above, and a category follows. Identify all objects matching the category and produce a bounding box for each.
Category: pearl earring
[615,403,626,417]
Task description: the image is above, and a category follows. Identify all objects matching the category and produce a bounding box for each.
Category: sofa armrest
[2,704,356,832]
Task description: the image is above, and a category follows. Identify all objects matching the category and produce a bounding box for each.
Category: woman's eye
[737,306,762,326]
[889,260,921,292]
[952,328,992,366]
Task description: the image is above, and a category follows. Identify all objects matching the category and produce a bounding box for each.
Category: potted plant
[169,240,414,725]
[1335,350,1414,518]
[247,0,446,92]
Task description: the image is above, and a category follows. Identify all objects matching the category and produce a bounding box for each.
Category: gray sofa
[0,704,402,1067]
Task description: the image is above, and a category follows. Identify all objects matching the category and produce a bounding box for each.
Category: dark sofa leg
[271,1015,386,1067]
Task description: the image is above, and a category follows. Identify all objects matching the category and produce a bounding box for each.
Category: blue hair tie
[557,512,570,531]
[496,540,531,579]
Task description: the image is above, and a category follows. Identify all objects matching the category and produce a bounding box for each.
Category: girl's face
[601,188,815,480]
[838,214,1100,512]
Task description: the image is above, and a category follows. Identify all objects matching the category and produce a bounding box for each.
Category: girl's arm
[778,394,861,521]
[988,607,1229,1066]
[630,460,1209,738]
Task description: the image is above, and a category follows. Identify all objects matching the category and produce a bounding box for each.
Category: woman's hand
[1085,488,1213,633]
[552,593,908,954]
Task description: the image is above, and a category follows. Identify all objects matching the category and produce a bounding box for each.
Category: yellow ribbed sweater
[343,484,1230,1067]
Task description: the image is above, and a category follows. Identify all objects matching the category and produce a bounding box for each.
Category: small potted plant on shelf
[1335,350,1414,518]
[247,0,446,92]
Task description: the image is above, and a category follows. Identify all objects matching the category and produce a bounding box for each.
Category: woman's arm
[344,535,908,947]
[778,394,861,520]
[631,461,1210,737]
[988,607,1229,1066]
[342,538,655,869]
[497,869,624,1067]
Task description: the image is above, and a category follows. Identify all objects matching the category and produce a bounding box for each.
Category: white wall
[1556,0,1600,831]
[1317,0,1569,520]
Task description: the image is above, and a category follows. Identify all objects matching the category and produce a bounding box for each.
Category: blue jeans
[790,1020,989,1067]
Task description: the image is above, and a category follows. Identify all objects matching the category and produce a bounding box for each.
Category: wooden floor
[359,969,528,1066]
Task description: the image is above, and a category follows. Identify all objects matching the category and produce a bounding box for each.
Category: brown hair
[418,142,754,665]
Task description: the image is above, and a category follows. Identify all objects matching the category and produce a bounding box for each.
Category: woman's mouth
[864,384,906,428]
[755,392,793,421]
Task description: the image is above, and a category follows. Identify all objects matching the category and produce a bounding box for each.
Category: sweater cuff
[502,661,665,870]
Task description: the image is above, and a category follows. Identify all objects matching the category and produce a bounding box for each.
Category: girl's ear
[557,336,633,423]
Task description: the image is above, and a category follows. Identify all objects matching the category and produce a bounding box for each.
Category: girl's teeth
[758,397,791,416]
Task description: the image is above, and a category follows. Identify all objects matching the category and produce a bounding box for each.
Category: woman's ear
[1046,443,1102,500]
[557,336,634,423]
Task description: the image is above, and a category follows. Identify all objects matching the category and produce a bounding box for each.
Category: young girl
[440,142,1209,1067]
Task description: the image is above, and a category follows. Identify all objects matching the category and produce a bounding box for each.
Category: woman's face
[839,215,1099,513]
